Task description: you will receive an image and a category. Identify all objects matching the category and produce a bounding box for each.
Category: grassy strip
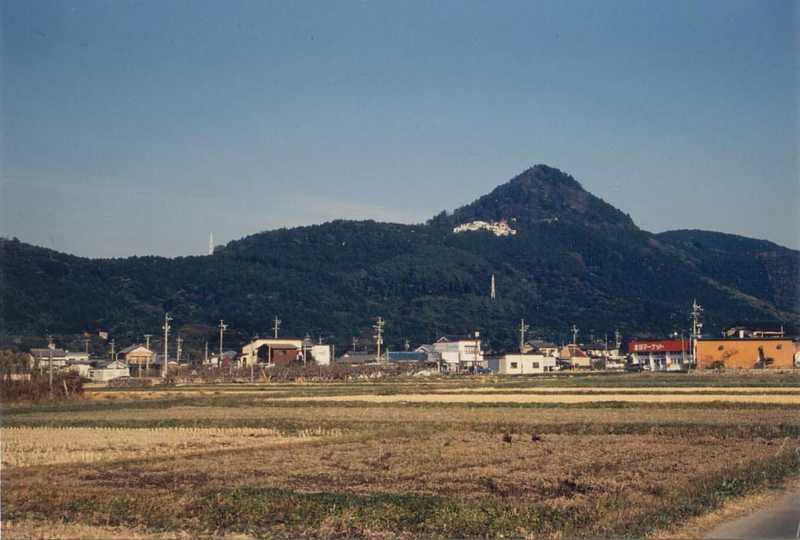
[0,417,347,433]
[94,372,800,389]
[4,417,798,440]
[5,396,800,419]
[610,448,800,538]
[426,389,800,395]
[474,421,800,440]
[4,486,567,538]
[9,451,798,539]
[184,487,585,538]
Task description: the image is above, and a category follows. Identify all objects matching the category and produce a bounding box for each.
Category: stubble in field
[1,426,341,467]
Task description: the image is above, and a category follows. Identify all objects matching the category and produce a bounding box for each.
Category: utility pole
[204,341,208,365]
[404,338,410,352]
[162,313,172,379]
[691,300,704,367]
[110,339,116,361]
[691,300,704,340]
[490,274,496,301]
[519,319,529,353]
[303,333,312,365]
[474,331,480,371]
[352,337,359,353]
[614,329,622,350]
[176,335,183,365]
[272,316,281,339]
[571,325,579,346]
[143,334,152,378]
[680,331,686,366]
[218,320,227,369]
[84,336,90,355]
[373,317,385,363]
[47,335,54,399]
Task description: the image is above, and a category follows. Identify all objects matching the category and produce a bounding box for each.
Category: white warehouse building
[488,354,557,375]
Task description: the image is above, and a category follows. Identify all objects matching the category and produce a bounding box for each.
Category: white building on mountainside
[453,219,517,237]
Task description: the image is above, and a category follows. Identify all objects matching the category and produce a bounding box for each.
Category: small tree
[0,349,30,379]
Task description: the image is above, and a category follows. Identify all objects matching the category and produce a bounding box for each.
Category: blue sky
[1,0,797,257]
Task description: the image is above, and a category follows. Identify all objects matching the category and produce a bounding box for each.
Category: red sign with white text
[628,340,686,354]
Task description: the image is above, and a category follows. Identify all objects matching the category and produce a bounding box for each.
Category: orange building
[695,338,798,369]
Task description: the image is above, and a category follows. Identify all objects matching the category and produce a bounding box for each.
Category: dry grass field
[2,372,799,539]
[1,427,340,468]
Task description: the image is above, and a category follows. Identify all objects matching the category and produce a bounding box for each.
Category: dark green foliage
[1,165,797,352]
[0,372,84,402]
[656,229,800,313]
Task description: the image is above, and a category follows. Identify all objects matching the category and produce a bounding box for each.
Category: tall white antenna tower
[519,319,529,353]
[373,317,385,362]
[490,274,496,300]
[208,233,214,255]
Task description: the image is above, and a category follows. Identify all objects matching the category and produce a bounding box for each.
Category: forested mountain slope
[2,165,797,352]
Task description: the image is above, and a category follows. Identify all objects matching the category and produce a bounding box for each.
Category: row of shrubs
[0,372,85,402]
[118,363,422,385]
[258,363,419,382]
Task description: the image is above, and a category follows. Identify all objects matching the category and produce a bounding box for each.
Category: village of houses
[26,311,800,385]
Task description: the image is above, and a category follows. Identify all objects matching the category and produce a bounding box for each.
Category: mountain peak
[511,164,583,190]
[447,164,634,230]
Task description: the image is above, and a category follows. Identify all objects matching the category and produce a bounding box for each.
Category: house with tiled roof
[558,344,591,368]
[118,344,155,366]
